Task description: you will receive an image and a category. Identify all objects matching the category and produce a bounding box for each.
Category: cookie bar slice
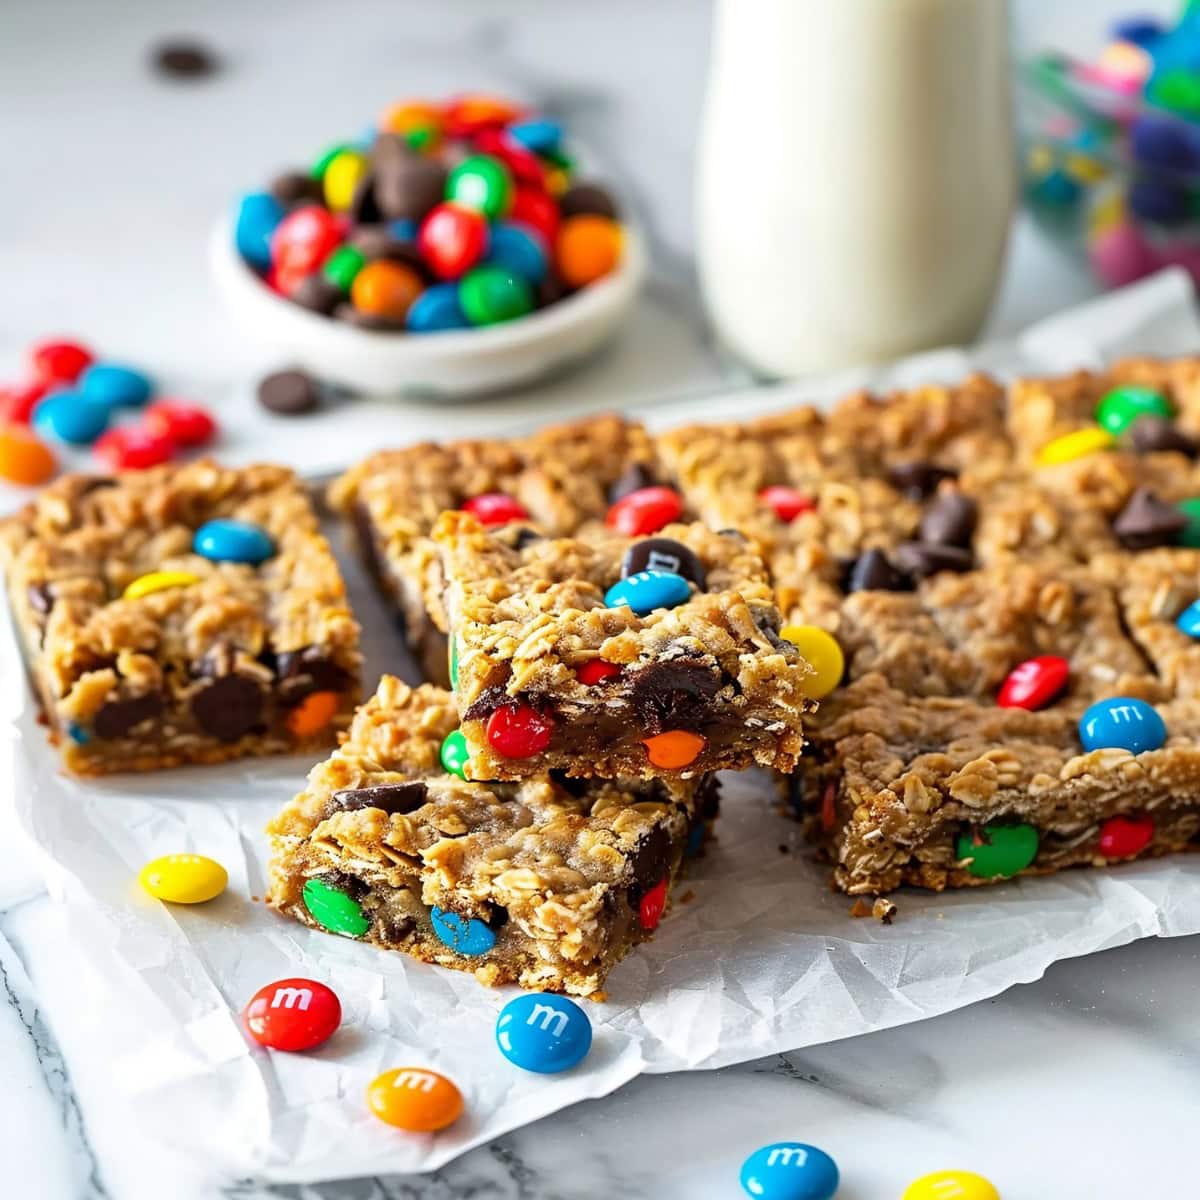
[434,511,811,781]
[266,677,718,998]
[0,462,360,774]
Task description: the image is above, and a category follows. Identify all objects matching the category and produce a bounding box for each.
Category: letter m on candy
[393,1070,437,1092]
[270,986,312,1011]
[527,1003,569,1037]
[767,1147,808,1168]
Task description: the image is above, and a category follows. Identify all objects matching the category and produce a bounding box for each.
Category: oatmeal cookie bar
[0,462,360,774]
[266,678,718,998]
[433,511,811,781]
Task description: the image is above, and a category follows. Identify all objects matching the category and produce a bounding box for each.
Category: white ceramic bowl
[209,217,645,398]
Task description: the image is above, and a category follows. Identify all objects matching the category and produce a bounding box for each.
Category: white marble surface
[3,1,1198,1197]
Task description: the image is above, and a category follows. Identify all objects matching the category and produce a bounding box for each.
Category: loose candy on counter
[430,906,496,956]
[485,703,554,758]
[902,1169,1000,1200]
[0,380,48,424]
[459,265,534,325]
[956,823,1039,879]
[139,853,228,904]
[235,192,286,270]
[406,282,470,332]
[366,1067,464,1132]
[739,1142,840,1200]
[604,569,691,616]
[94,426,175,470]
[638,877,668,927]
[302,876,368,936]
[496,992,592,1073]
[996,655,1069,710]
[418,202,491,279]
[243,977,342,1052]
[123,570,201,600]
[557,214,623,288]
[32,391,110,445]
[257,369,321,415]
[193,518,276,565]
[31,340,94,385]
[461,492,530,525]
[780,625,844,699]
[642,730,706,769]
[606,485,684,536]
[143,400,218,446]
[0,425,56,485]
[440,728,471,779]
[81,363,154,410]
[1079,696,1167,753]
[1097,813,1154,859]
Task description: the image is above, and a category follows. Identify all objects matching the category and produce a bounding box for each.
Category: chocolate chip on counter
[627,825,672,890]
[330,781,428,815]
[844,548,911,593]
[608,462,656,503]
[275,646,353,700]
[289,273,342,316]
[27,583,53,615]
[190,675,264,741]
[1129,414,1199,458]
[627,657,722,734]
[885,461,958,500]
[257,369,321,416]
[918,491,978,548]
[270,171,324,209]
[93,693,164,739]
[1113,486,1189,550]
[151,39,219,78]
[621,537,707,588]
[892,541,974,578]
[559,181,619,220]
[372,137,448,223]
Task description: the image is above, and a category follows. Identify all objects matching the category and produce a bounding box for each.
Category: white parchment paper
[6,271,1200,1187]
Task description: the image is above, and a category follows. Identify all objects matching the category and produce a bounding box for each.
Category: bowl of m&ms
[212,93,645,397]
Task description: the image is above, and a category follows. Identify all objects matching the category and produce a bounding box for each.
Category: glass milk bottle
[697,0,1014,376]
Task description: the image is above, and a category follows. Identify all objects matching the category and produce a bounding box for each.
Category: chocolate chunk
[550,769,592,798]
[608,462,656,503]
[289,273,342,316]
[151,39,218,78]
[461,684,518,723]
[258,369,321,415]
[275,646,353,702]
[751,605,792,653]
[270,171,324,209]
[1113,486,1188,550]
[27,583,53,615]
[918,491,977,548]
[485,905,509,931]
[190,675,264,741]
[717,527,749,542]
[315,869,366,899]
[621,537,706,588]
[347,229,428,277]
[627,657,722,734]
[330,781,427,815]
[845,549,911,593]
[1130,414,1199,458]
[627,824,672,890]
[892,542,974,577]
[348,173,382,225]
[886,461,957,500]
[559,182,619,220]
[93,693,163,739]
[536,273,567,308]
[372,137,447,222]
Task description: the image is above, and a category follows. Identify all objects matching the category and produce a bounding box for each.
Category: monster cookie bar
[0,462,360,774]
[433,510,811,781]
[327,413,660,683]
[266,678,719,997]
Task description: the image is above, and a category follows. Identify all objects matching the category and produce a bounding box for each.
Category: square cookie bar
[0,462,361,774]
[433,511,812,781]
[266,677,719,998]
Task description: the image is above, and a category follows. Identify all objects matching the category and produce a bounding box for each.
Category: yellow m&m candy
[123,570,200,600]
[323,149,369,213]
[139,854,228,904]
[1035,426,1115,467]
[902,1169,1001,1200]
[780,624,845,699]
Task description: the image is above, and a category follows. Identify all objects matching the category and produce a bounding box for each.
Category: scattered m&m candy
[367,1067,463,1132]
[739,1141,840,1200]
[193,519,276,565]
[143,400,217,447]
[139,853,228,904]
[81,363,153,410]
[956,822,1039,879]
[496,992,592,1074]
[780,625,844,699]
[606,485,684,536]
[996,655,1069,711]
[485,703,554,758]
[244,978,341,1052]
[1079,696,1166,754]
[901,1169,999,1200]
[31,340,94,385]
[430,906,496,956]
[33,391,109,445]
[0,425,56,486]
[605,570,691,616]
[94,426,175,470]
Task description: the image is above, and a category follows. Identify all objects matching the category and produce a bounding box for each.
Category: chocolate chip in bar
[372,136,448,223]
[608,462,656,503]
[93,693,163,739]
[886,461,958,500]
[258,369,321,415]
[627,824,672,890]
[845,548,911,593]
[893,541,973,578]
[1113,487,1188,550]
[190,676,264,741]
[1129,414,1199,458]
[270,171,324,209]
[559,181,619,221]
[330,781,428,815]
[289,274,342,316]
[918,491,977,548]
[276,646,353,699]
[628,657,722,734]
[621,537,706,589]
[511,527,544,550]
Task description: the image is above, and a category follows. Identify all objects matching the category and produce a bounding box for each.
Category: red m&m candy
[486,703,554,758]
[271,205,343,275]
[577,659,622,685]
[509,187,560,249]
[639,878,667,930]
[143,401,218,448]
[93,427,175,471]
[474,127,546,189]
[606,485,683,537]
[244,977,342,1052]
[31,340,94,385]
[462,492,529,526]
[418,203,490,280]
[1097,814,1154,859]
[759,485,815,523]
[997,655,1069,710]
[0,380,48,424]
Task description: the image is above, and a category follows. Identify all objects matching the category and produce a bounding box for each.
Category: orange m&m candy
[556,214,622,288]
[642,730,706,769]
[367,1067,463,1132]
[286,690,340,738]
[350,261,424,322]
[0,425,56,486]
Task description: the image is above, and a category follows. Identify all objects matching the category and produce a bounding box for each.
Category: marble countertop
[3,1,1196,1197]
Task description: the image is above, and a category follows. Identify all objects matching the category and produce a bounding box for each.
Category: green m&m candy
[447,154,513,218]
[459,266,533,326]
[322,246,366,293]
[440,728,471,779]
[1094,386,1173,436]
[956,822,1039,879]
[1176,497,1200,548]
[448,636,459,688]
[302,877,369,937]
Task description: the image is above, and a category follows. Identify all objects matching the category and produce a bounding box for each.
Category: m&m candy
[302,876,368,936]
[447,154,514,218]
[440,728,471,778]
[367,1067,463,1132]
[638,877,668,928]
[576,658,622,685]
[139,853,228,904]
[459,265,534,325]
[605,570,691,616]
[1176,599,1200,637]
[193,519,276,565]
[32,391,109,445]
[901,1169,999,1200]
[642,730,706,770]
[996,656,1069,711]
[123,570,200,600]
[739,1142,840,1200]
[406,282,469,332]
[956,822,1038,879]
[235,192,286,271]
[0,380,48,424]
[322,149,369,212]
[94,427,174,470]
[1078,696,1166,754]
[557,214,622,288]
[1097,814,1154,859]
[485,221,548,283]
[462,492,529,526]
[350,260,424,321]
[486,703,554,758]
[430,906,496,956]
[1036,427,1115,466]
[1094,385,1172,435]
[419,203,490,279]
[0,425,56,485]
[244,978,342,1052]
[496,992,592,1073]
[143,401,217,447]
[81,363,153,410]
[780,626,844,699]
[760,486,815,523]
[31,340,94,385]
[271,205,342,275]
[606,485,684,536]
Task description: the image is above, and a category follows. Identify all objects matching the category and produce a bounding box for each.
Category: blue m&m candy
[495,992,592,1074]
[406,282,470,333]
[1177,600,1200,638]
[32,391,109,445]
[388,218,419,242]
[192,519,275,565]
[1079,696,1166,754]
[430,906,495,956]
[486,221,548,284]
[507,119,562,155]
[740,1142,839,1200]
[604,570,691,616]
[81,363,153,410]
[234,191,285,271]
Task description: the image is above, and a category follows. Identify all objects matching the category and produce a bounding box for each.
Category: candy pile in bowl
[233,94,626,333]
